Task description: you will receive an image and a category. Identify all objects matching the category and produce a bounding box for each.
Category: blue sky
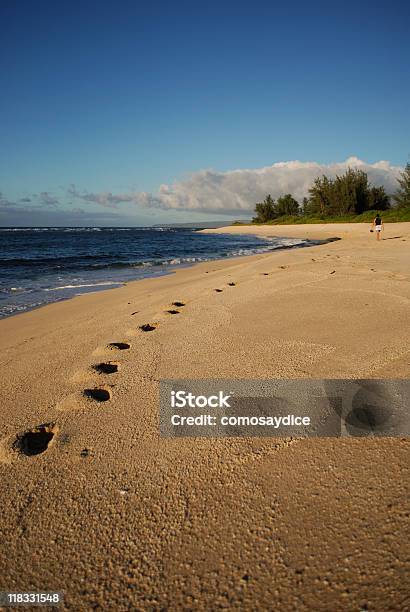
[1,0,409,225]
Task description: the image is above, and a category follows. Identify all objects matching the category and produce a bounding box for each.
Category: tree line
[253,163,410,223]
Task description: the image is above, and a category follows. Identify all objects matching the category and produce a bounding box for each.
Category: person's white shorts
[375,226,382,231]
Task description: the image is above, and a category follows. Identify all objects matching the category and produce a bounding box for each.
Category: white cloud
[139,157,402,215]
[67,157,403,216]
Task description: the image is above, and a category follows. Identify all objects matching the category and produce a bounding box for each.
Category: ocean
[0,227,313,318]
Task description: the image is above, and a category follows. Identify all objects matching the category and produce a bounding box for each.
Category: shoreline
[0,232,337,322]
[0,222,409,609]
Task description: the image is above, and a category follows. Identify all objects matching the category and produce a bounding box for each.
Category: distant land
[153,221,251,229]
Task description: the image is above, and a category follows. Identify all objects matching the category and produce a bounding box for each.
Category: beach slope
[0,223,409,610]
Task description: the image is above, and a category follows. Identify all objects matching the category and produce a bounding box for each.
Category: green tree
[393,163,410,208]
[253,194,277,223]
[276,194,299,216]
[332,168,369,214]
[307,175,333,216]
[368,186,390,210]
[307,168,385,216]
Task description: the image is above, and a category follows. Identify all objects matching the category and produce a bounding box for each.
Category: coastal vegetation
[393,162,410,209]
[250,165,410,224]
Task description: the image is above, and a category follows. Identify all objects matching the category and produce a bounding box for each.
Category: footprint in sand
[83,387,112,402]
[93,362,119,374]
[139,323,157,332]
[279,265,288,269]
[330,270,336,274]
[13,423,58,457]
[228,282,236,286]
[172,301,185,307]
[166,309,180,315]
[108,342,130,350]
[214,289,223,293]
[261,272,269,276]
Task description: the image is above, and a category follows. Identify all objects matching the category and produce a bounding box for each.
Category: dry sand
[0,222,409,611]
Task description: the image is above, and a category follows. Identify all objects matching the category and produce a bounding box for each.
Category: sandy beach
[0,222,409,610]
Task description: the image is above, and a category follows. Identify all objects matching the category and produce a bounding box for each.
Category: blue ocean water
[0,227,311,318]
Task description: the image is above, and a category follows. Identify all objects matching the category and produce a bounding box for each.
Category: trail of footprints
[11,253,355,457]
[11,281,239,458]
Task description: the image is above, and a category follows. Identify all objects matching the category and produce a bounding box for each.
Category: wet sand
[0,222,409,610]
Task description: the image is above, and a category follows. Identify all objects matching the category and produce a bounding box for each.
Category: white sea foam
[46,281,121,291]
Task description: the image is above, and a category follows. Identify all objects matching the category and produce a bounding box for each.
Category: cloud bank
[67,185,135,209]
[69,157,403,216]
[1,157,403,226]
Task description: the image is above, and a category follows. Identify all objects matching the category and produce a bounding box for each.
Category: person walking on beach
[372,213,383,240]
